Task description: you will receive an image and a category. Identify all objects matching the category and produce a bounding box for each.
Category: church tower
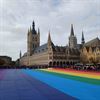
[27,21,40,56]
[69,24,77,48]
[81,31,85,45]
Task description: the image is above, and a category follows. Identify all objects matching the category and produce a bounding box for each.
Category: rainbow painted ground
[0,69,100,100]
[40,68,100,85]
[24,68,100,100]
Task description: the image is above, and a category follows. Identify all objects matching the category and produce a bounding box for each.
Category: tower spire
[81,31,85,45]
[32,20,35,29]
[70,24,74,36]
[32,20,36,34]
[47,31,54,51]
[38,28,40,35]
[30,26,32,32]
[19,50,22,59]
[38,28,40,46]
[28,29,29,33]
[27,29,29,35]
[48,31,52,43]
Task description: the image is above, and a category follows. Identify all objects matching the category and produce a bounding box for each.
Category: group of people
[0,64,100,71]
[70,64,100,71]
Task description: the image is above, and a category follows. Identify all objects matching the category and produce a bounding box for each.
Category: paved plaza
[0,69,100,100]
[0,69,75,100]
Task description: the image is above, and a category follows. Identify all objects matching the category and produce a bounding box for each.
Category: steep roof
[34,43,48,53]
[0,56,11,60]
[54,46,66,52]
[84,46,100,52]
[77,44,82,49]
[97,45,100,49]
[66,48,80,55]
[23,52,27,57]
[84,37,100,46]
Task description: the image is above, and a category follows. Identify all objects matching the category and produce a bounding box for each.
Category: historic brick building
[20,21,82,67]
[80,38,100,64]
[20,21,100,66]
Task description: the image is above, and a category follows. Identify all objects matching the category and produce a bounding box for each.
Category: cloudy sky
[0,0,100,60]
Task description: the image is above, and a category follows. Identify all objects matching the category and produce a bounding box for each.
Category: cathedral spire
[70,24,74,36]
[81,31,85,45]
[48,31,52,43]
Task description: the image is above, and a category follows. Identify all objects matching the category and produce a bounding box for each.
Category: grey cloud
[0,0,100,60]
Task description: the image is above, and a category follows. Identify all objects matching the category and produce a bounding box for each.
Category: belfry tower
[27,21,40,56]
[69,24,77,48]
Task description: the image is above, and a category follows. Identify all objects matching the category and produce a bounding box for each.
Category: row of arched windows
[49,61,78,66]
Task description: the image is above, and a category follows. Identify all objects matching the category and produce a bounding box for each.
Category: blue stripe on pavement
[23,69,100,100]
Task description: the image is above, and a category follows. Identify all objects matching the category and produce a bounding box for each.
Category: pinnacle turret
[48,31,52,43]
[81,31,85,45]
[19,50,22,59]
[32,20,35,29]
[70,24,74,36]
[38,28,40,35]
[32,21,36,34]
